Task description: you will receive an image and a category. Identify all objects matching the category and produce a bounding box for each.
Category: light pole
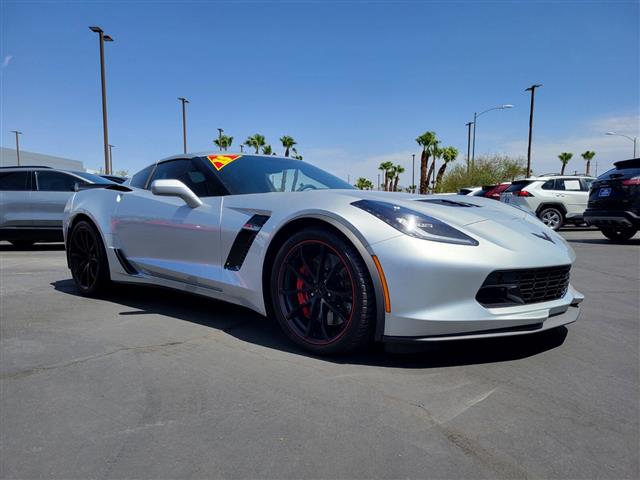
[10,130,22,166]
[465,121,473,175]
[178,97,189,154]
[239,144,244,153]
[471,104,513,169]
[377,173,381,191]
[89,26,113,174]
[606,132,637,157]
[108,144,115,172]
[411,153,416,193]
[525,84,542,177]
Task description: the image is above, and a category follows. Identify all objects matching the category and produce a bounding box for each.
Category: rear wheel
[601,226,638,242]
[68,220,111,296]
[270,228,375,355]
[539,207,564,230]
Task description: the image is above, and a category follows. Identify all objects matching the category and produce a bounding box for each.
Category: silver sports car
[63,153,584,354]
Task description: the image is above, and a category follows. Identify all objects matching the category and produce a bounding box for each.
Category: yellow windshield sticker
[207,154,242,171]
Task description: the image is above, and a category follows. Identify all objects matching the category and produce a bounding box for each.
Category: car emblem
[532,231,555,243]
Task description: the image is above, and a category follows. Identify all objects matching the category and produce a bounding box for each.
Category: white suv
[500,175,595,230]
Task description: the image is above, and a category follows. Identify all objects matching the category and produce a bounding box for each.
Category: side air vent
[114,248,138,275]
[416,199,480,207]
[224,214,271,271]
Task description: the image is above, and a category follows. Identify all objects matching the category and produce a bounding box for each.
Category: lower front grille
[476,265,571,308]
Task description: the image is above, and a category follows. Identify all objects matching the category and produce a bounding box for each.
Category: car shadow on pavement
[565,236,640,245]
[52,278,568,369]
[0,243,65,251]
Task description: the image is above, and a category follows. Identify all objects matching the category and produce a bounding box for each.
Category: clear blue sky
[1,0,638,182]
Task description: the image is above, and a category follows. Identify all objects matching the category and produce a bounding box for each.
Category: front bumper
[584,209,640,229]
[369,228,583,341]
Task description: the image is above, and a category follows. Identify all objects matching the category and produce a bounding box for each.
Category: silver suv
[500,175,595,230]
[0,166,113,247]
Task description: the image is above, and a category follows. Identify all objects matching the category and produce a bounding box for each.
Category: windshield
[71,171,115,184]
[201,155,354,194]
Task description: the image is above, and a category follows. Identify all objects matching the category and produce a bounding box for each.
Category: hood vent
[416,199,480,208]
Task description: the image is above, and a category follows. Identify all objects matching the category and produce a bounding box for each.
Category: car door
[32,170,86,228]
[112,158,224,290]
[556,178,586,216]
[0,170,33,229]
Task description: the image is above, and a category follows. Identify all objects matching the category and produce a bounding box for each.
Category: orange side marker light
[372,255,391,313]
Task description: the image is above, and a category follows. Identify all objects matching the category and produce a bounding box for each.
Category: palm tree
[280,136,297,157]
[558,152,573,175]
[435,146,458,192]
[416,132,438,194]
[581,150,596,176]
[213,134,233,151]
[262,144,273,155]
[378,161,394,191]
[427,144,443,192]
[392,164,405,192]
[244,134,266,154]
[355,177,374,190]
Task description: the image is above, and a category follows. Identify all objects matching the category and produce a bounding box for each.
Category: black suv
[584,158,640,241]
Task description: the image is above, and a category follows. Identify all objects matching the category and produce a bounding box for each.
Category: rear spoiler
[75,183,132,192]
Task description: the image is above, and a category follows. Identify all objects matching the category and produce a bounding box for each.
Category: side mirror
[150,179,202,208]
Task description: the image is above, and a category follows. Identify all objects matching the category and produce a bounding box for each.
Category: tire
[67,220,111,296]
[270,227,376,355]
[9,240,35,248]
[538,207,564,231]
[600,226,638,242]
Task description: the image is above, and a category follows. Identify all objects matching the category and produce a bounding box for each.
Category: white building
[0,147,84,170]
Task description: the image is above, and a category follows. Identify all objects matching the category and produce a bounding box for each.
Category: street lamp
[606,132,637,157]
[178,97,189,154]
[525,84,542,177]
[471,104,513,168]
[89,26,113,174]
[465,121,473,175]
[108,144,115,172]
[411,153,416,193]
[10,130,22,166]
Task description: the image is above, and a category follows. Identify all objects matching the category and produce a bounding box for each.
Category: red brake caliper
[296,265,311,317]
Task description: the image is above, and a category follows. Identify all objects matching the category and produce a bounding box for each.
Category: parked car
[62,152,582,355]
[584,158,640,241]
[484,182,511,200]
[470,185,495,197]
[100,174,128,184]
[458,186,483,195]
[0,166,115,247]
[500,175,595,230]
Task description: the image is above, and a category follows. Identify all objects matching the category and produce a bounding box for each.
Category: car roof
[156,152,288,163]
[613,158,640,169]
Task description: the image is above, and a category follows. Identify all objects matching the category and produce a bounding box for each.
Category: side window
[581,178,594,191]
[129,165,155,189]
[36,171,82,191]
[541,179,555,190]
[149,159,222,197]
[0,171,30,191]
[560,179,581,191]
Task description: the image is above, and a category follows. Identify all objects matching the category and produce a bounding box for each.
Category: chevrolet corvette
[63,153,583,354]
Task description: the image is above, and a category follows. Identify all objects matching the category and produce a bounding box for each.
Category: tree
[114,169,129,177]
[392,164,405,192]
[439,154,527,193]
[262,144,273,155]
[416,132,438,194]
[581,150,596,176]
[558,152,573,175]
[355,177,374,190]
[214,134,233,151]
[280,136,297,157]
[378,161,394,191]
[426,144,442,192]
[435,146,458,192]
[244,134,266,154]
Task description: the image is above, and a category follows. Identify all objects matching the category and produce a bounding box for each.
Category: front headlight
[352,199,479,246]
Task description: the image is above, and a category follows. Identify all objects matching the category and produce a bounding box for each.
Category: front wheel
[270,228,376,355]
[539,207,564,231]
[601,226,638,242]
[68,220,111,296]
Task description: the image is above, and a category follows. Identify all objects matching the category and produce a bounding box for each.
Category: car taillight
[622,176,640,186]
[516,191,534,197]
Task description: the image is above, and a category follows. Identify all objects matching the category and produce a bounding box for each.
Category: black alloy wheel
[68,220,110,295]
[600,226,638,242]
[270,228,375,354]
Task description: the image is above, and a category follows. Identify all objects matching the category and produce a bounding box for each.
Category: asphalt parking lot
[1,229,638,479]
